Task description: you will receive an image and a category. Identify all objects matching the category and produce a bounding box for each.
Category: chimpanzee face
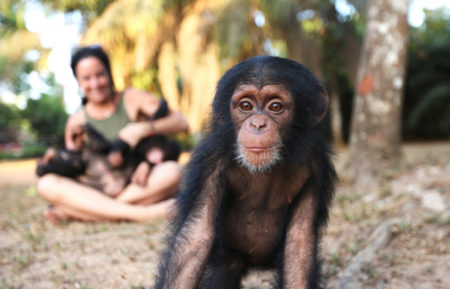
[230,83,294,174]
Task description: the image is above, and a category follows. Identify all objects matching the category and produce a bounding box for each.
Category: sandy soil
[0,143,448,289]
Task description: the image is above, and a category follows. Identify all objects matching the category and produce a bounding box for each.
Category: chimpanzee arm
[152,98,169,120]
[83,124,112,153]
[283,186,318,289]
[155,166,225,289]
[36,149,85,178]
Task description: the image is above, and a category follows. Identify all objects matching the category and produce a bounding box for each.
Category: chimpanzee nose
[249,115,267,130]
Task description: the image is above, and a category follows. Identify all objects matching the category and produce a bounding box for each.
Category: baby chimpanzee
[37,130,181,196]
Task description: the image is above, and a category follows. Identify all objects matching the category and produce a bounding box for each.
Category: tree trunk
[331,91,345,148]
[347,0,409,184]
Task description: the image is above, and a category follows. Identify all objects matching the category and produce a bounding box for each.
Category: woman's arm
[64,111,86,151]
[119,89,189,147]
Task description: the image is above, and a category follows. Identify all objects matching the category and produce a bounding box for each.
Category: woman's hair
[70,45,115,105]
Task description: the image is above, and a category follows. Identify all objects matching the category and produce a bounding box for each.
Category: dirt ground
[0,143,448,289]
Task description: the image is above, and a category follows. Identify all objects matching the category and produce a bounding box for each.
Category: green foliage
[131,68,158,91]
[0,0,26,33]
[22,93,68,146]
[0,56,34,94]
[174,133,196,152]
[403,9,450,139]
[302,17,325,35]
[19,143,48,158]
[259,0,300,22]
[163,0,195,10]
[0,102,27,159]
[0,1,42,94]
[0,102,21,131]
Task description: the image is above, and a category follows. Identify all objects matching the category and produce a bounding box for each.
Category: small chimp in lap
[37,131,181,196]
[155,56,336,289]
[83,133,181,196]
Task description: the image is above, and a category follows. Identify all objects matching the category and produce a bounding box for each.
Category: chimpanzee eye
[239,101,253,112]
[269,102,283,112]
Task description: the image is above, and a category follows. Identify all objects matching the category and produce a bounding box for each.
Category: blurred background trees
[0,0,449,182]
[0,0,67,158]
[403,8,450,140]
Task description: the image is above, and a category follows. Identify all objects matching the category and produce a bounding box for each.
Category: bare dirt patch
[0,143,448,289]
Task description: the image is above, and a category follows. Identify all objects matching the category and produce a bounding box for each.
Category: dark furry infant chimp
[36,132,181,196]
[155,56,337,289]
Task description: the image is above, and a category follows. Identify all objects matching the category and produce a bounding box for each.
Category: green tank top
[85,93,131,142]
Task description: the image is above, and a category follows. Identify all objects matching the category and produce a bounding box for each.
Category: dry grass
[0,142,448,289]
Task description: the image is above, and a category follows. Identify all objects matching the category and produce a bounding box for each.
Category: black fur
[155,56,337,289]
[36,149,85,177]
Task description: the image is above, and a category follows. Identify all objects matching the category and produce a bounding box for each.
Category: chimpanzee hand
[107,151,124,168]
[107,138,130,168]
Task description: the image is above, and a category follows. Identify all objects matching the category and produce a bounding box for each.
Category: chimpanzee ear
[313,83,329,126]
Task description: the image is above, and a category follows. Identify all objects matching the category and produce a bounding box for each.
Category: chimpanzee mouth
[234,143,282,175]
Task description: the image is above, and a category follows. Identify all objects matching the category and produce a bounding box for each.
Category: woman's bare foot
[43,206,68,225]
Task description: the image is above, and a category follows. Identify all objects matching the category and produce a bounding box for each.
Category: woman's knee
[154,161,182,180]
[148,161,182,191]
[37,173,63,202]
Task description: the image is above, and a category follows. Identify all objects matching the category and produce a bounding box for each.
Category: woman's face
[75,56,112,104]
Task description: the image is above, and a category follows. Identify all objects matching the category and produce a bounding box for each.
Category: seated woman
[37,45,189,223]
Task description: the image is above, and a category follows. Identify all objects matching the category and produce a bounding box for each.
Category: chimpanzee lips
[246,146,271,153]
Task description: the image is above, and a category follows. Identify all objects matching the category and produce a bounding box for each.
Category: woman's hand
[118,122,152,147]
[64,110,87,151]
[39,148,57,165]
[131,161,151,186]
